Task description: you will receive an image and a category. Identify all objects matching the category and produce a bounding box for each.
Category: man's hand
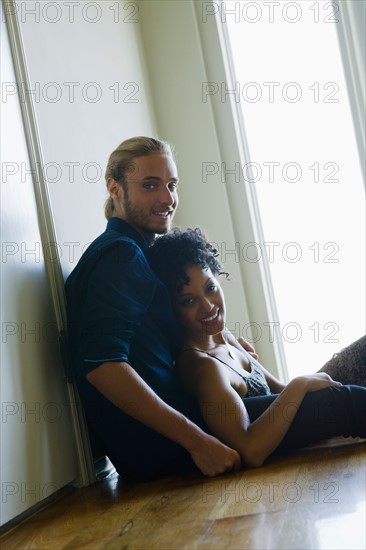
[238,337,259,361]
[188,433,242,477]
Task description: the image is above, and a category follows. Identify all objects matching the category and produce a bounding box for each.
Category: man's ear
[107,178,121,199]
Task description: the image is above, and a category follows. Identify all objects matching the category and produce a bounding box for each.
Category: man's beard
[123,188,172,239]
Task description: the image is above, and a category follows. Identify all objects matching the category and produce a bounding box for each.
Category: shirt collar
[106,217,150,252]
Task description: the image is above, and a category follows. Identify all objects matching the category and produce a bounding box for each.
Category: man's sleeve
[79,240,157,374]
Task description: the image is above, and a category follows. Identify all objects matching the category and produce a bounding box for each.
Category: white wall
[1,9,78,525]
[16,0,158,277]
[1,0,159,526]
[138,0,282,373]
[138,1,250,321]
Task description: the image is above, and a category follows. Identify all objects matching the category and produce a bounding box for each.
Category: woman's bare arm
[179,354,341,468]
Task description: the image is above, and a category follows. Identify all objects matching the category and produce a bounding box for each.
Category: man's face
[119,154,179,240]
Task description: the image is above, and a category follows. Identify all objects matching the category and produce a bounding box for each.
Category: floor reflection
[315,501,366,550]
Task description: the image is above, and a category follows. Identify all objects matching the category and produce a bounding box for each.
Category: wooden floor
[1,438,365,550]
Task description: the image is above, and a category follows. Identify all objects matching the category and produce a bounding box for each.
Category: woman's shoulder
[177,348,227,389]
[176,348,214,370]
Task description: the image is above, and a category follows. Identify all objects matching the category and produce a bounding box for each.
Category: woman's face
[173,264,226,338]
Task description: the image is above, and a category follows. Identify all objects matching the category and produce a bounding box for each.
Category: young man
[66,137,241,480]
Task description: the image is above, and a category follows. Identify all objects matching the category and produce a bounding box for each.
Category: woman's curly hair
[148,227,228,293]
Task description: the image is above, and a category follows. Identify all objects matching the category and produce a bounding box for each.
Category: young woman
[148,228,366,468]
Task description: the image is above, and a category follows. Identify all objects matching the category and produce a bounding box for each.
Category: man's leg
[87,385,366,480]
[317,335,366,386]
[85,395,208,481]
[100,416,197,481]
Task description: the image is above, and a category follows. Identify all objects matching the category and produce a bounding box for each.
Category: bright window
[224,0,365,377]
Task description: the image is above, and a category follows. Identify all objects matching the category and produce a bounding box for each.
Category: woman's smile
[200,309,220,325]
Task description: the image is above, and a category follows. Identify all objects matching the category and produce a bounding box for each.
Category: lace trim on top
[180,348,272,397]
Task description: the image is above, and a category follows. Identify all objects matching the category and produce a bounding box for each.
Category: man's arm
[78,242,240,476]
[86,361,241,477]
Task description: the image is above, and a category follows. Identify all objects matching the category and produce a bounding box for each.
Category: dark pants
[244,385,366,453]
[89,384,366,481]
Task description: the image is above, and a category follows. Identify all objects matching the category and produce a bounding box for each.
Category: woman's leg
[317,335,366,386]
[243,384,366,454]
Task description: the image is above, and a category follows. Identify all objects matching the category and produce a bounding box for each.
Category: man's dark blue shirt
[65,218,190,419]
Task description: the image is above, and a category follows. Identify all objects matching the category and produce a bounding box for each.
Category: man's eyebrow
[141,176,179,182]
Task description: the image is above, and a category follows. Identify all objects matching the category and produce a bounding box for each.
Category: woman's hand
[292,372,342,392]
